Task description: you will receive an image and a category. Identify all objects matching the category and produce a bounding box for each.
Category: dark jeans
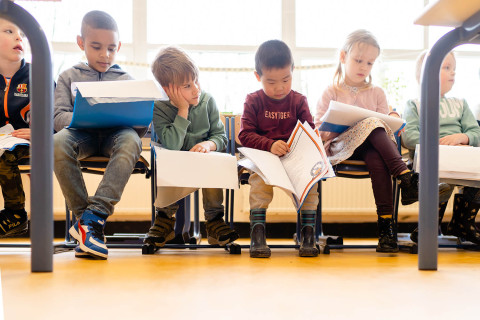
[351,128,407,216]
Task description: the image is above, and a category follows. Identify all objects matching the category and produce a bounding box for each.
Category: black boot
[376,216,399,253]
[249,209,271,258]
[446,194,480,244]
[410,201,448,243]
[398,170,419,206]
[299,210,319,257]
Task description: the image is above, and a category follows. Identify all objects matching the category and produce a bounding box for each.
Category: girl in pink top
[315,30,418,253]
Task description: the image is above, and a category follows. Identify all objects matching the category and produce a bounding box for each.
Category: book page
[238,147,295,194]
[280,121,333,208]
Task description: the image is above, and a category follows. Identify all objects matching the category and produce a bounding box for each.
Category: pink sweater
[314,84,389,143]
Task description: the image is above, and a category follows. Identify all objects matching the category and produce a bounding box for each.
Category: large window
[16,0,480,116]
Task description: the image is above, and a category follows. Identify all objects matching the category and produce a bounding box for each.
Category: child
[54,11,142,259]
[0,18,30,237]
[144,46,239,247]
[403,51,480,244]
[315,30,418,253]
[238,39,319,258]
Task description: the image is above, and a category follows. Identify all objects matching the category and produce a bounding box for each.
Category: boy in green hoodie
[145,46,238,247]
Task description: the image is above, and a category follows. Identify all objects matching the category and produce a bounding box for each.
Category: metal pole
[419,11,480,270]
[0,1,53,272]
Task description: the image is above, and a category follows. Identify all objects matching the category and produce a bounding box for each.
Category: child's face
[77,26,121,73]
[0,19,25,63]
[178,77,201,106]
[255,65,293,100]
[440,53,456,96]
[341,42,379,87]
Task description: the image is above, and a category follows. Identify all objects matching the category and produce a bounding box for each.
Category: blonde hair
[415,50,455,84]
[333,29,380,88]
[151,46,199,87]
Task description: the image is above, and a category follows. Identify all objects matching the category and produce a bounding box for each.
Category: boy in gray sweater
[54,11,143,259]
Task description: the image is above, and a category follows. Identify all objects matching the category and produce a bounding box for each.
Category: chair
[316,136,418,254]
[141,121,241,255]
[63,150,152,249]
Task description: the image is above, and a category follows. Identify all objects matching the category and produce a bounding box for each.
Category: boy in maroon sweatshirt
[238,40,318,258]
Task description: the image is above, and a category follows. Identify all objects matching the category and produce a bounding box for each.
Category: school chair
[141,122,241,255]
[229,115,323,254]
[316,135,418,254]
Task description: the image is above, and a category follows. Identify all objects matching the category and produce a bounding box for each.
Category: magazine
[319,100,405,135]
[238,121,334,211]
[0,124,30,157]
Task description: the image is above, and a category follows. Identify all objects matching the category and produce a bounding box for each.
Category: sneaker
[0,208,28,238]
[69,210,108,260]
[74,246,90,258]
[144,215,176,247]
[206,218,239,246]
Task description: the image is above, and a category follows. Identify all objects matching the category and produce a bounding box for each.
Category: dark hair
[255,40,294,76]
[81,10,119,37]
[151,46,199,87]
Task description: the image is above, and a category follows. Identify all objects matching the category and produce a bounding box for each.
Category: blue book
[68,80,167,129]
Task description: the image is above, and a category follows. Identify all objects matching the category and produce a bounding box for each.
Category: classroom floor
[1,238,480,320]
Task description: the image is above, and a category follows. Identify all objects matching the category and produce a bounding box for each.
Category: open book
[0,124,30,157]
[319,101,405,136]
[238,121,334,211]
[68,80,167,129]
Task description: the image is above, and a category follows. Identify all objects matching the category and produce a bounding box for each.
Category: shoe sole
[299,248,319,257]
[143,230,175,247]
[0,221,28,238]
[69,225,108,260]
[249,248,271,258]
[207,233,240,246]
[376,246,399,253]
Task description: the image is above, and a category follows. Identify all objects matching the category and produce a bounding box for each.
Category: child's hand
[11,128,31,141]
[321,131,340,141]
[164,84,190,118]
[270,140,290,156]
[190,141,216,153]
[439,133,469,146]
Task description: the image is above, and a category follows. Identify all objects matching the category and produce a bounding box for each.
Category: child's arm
[375,87,390,115]
[11,128,30,140]
[152,100,189,150]
[193,95,227,152]
[53,73,74,132]
[440,99,480,146]
[315,88,340,141]
[238,100,275,152]
[402,100,420,150]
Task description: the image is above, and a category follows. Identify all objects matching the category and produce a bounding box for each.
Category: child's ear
[76,35,85,51]
[339,50,346,64]
[254,71,261,82]
[117,41,122,52]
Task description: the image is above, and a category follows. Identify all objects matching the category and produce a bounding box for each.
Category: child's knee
[115,129,142,155]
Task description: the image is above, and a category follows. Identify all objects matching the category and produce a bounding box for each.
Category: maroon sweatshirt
[238,89,314,151]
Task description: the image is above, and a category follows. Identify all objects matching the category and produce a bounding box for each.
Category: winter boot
[299,210,319,257]
[249,209,271,258]
[446,194,480,244]
[410,201,448,243]
[376,216,399,253]
[398,170,419,206]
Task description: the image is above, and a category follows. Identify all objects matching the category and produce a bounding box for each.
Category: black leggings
[351,128,407,216]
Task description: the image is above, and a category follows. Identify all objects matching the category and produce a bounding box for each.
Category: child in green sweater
[144,46,238,247]
[403,51,480,244]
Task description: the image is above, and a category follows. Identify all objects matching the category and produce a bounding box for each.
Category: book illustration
[319,100,405,136]
[68,80,167,129]
[0,124,30,157]
[238,120,334,211]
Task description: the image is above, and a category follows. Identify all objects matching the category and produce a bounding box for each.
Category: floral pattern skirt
[327,117,396,165]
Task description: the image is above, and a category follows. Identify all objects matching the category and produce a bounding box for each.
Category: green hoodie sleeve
[205,95,227,152]
[460,99,480,147]
[152,100,191,150]
[402,99,420,150]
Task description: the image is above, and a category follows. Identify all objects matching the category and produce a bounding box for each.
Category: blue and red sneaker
[69,210,108,259]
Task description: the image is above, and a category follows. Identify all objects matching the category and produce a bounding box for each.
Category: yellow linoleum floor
[1,239,480,320]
